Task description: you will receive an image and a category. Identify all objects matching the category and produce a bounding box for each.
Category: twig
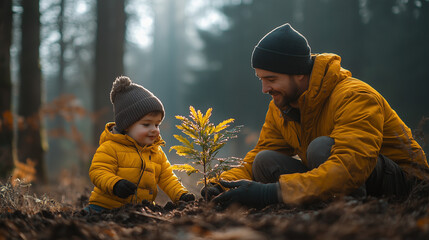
[132,211,172,222]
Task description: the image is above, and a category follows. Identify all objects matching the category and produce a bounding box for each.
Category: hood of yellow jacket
[297,53,352,111]
[99,122,165,153]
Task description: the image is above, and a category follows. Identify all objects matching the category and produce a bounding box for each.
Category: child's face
[125,112,163,146]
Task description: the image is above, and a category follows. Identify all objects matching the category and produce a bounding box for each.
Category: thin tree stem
[203,155,208,202]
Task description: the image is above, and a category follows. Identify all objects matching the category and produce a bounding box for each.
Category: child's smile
[126,112,163,146]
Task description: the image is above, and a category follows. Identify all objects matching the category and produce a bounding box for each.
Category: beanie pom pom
[111,76,132,103]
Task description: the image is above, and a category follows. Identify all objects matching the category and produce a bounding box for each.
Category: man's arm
[220,101,296,182]
[279,89,384,204]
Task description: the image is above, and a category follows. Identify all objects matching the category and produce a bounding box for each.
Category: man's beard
[271,90,300,110]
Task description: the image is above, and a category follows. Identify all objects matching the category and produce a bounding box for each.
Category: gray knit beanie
[110,76,164,133]
[251,23,313,75]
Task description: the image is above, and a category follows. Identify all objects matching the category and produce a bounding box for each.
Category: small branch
[132,211,172,222]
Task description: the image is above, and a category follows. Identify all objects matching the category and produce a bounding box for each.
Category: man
[205,23,429,208]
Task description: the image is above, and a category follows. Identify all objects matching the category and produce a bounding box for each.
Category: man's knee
[252,150,278,179]
[252,150,308,183]
[307,136,334,169]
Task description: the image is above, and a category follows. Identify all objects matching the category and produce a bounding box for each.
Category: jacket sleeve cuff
[276,182,283,203]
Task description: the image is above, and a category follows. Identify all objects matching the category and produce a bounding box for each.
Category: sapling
[170,106,243,201]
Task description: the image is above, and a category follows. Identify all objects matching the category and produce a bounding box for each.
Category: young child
[87,76,195,212]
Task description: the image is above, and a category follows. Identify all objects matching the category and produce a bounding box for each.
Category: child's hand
[113,179,137,198]
[179,193,196,202]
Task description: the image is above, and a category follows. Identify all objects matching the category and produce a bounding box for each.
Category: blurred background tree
[16,0,47,184]
[93,0,126,144]
[0,0,427,183]
[0,0,14,178]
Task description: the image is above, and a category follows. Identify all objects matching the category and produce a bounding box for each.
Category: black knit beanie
[251,23,313,75]
[110,76,164,133]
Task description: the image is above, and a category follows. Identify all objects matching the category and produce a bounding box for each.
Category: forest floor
[1,172,429,240]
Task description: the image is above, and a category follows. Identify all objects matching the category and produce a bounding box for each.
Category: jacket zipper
[296,132,301,147]
[282,109,302,148]
[132,147,147,204]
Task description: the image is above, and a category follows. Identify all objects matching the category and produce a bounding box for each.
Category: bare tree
[58,0,66,95]
[93,0,126,143]
[16,0,47,184]
[0,0,14,179]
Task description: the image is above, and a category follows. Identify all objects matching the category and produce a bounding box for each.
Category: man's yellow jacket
[220,53,428,204]
[89,123,188,209]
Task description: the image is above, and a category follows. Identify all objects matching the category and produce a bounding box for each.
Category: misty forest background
[0,0,428,188]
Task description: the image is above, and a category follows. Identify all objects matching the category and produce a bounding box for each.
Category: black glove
[179,193,196,202]
[212,180,280,208]
[200,183,224,201]
[113,179,137,198]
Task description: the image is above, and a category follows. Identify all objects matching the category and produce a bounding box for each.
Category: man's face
[255,68,301,110]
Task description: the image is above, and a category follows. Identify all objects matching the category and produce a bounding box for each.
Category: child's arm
[157,150,188,202]
[89,143,122,195]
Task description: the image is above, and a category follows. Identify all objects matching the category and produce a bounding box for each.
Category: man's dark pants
[252,136,413,197]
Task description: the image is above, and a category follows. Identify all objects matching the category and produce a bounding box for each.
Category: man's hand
[200,183,224,201]
[179,193,196,202]
[212,180,280,208]
[113,179,137,198]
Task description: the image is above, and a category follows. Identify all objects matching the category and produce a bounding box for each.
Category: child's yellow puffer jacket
[89,123,188,209]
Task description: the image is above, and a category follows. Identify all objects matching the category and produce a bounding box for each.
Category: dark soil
[2,181,429,239]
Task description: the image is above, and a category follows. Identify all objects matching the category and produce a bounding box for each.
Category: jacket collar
[279,53,351,124]
[282,107,301,123]
[99,122,165,152]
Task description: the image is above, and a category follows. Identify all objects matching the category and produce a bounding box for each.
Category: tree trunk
[47,0,66,176]
[16,0,47,184]
[58,0,66,95]
[93,0,126,145]
[0,0,14,179]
